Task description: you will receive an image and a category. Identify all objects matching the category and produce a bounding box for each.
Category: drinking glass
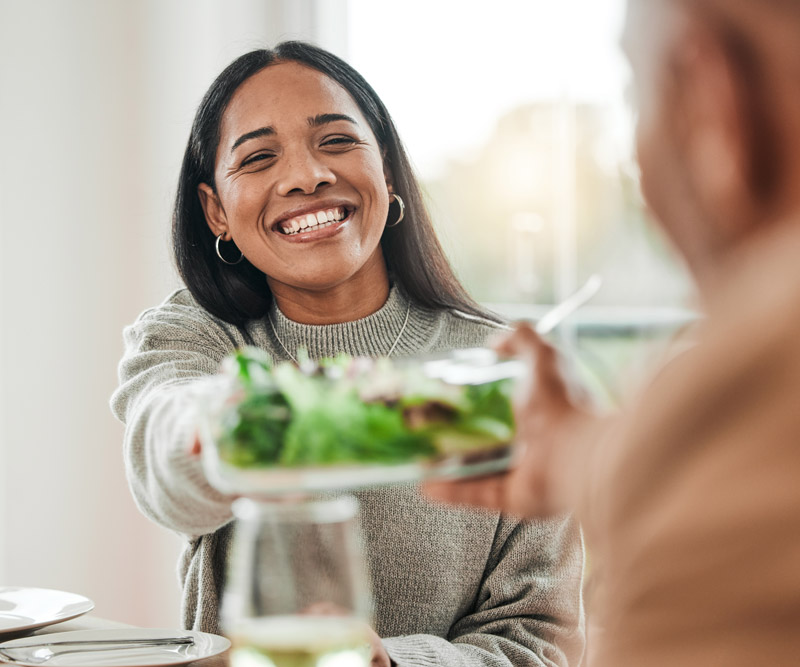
[222,495,374,667]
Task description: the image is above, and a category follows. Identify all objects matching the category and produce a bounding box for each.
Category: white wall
[0,0,346,627]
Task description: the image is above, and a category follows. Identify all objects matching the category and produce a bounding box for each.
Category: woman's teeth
[279,207,347,235]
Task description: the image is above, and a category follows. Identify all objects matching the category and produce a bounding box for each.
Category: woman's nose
[275,150,337,196]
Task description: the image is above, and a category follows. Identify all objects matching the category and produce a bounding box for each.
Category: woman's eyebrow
[231,126,274,152]
[308,113,358,127]
[230,114,358,153]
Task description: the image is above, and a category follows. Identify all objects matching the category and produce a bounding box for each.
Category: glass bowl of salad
[198,347,524,496]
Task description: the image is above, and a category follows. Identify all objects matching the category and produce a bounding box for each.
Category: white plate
[202,442,513,497]
[0,588,95,636]
[0,629,231,666]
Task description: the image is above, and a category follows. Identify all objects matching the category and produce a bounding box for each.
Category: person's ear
[672,22,754,237]
[197,183,229,238]
[382,150,395,195]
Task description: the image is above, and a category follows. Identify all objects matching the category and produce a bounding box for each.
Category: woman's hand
[425,322,603,519]
[366,627,392,667]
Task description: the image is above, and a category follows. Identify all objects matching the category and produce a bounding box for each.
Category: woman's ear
[382,150,395,194]
[197,183,229,238]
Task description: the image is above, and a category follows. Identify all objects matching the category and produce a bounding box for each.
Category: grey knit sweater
[111,286,585,666]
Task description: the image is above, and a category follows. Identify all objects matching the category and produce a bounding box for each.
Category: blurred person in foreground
[426,1,800,665]
[111,42,585,667]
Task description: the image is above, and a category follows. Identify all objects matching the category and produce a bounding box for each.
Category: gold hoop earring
[386,193,405,228]
[215,233,244,265]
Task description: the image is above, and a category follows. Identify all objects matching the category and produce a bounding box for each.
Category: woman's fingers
[368,632,392,667]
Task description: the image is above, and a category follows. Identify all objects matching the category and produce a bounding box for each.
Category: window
[347,0,697,405]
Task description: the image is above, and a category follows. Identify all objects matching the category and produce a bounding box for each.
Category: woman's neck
[267,255,391,324]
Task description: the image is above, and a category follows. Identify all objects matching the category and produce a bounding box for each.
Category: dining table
[0,615,229,667]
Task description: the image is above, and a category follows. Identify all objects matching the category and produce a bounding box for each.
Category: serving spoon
[531,273,602,336]
[423,273,602,385]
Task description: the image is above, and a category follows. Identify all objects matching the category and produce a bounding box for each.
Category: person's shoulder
[623,224,800,453]
[163,287,201,308]
[136,288,222,327]
[126,287,243,347]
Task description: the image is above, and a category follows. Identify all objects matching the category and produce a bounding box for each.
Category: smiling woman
[110,41,585,667]
[171,44,496,332]
[197,61,392,323]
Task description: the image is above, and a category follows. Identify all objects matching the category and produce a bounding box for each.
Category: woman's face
[200,62,391,295]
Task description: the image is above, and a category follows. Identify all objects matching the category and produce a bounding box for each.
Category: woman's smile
[272,202,355,241]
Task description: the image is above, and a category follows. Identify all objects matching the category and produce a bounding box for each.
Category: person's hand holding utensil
[423,274,611,518]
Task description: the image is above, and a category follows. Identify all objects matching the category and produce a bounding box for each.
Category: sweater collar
[267,286,436,361]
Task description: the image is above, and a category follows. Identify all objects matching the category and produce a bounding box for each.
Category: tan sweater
[111,286,586,667]
[583,221,800,666]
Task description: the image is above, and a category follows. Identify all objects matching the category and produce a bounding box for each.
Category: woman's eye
[241,153,274,167]
[322,136,358,148]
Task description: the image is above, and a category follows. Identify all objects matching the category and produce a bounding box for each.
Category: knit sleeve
[110,296,242,539]
[382,514,585,667]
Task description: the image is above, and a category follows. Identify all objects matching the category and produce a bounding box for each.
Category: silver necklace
[268,301,412,364]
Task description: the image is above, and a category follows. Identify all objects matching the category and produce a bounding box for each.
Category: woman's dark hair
[173,40,501,326]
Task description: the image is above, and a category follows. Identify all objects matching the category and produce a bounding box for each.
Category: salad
[209,347,515,470]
